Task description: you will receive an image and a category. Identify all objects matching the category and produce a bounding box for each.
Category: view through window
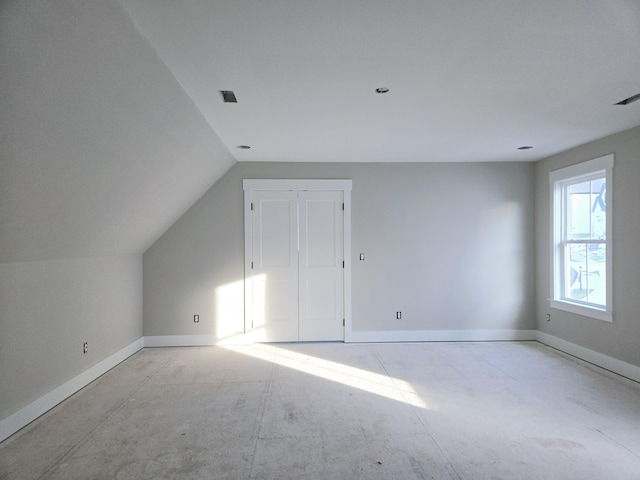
[550,154,613,321]
[564,176,606,306]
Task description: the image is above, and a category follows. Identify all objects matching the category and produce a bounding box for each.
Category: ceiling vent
[220,90,238,103]
[614,93,640,105]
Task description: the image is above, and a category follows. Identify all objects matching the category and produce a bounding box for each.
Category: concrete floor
[1,341,640,479]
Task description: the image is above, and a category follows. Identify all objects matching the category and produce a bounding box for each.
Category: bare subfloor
[2,342,640,479]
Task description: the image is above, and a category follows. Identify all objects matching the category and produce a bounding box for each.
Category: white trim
[4,332,639,443]
[243,179,352,192]
[143,330,537,346]
[549,299,613,322]
[536,331,640,383]
[0,338,144,443]
[346,329,537,343]
[243,187,253,339]
[549,154,614,321]
[549,154,614,183]
[343,189,353,342]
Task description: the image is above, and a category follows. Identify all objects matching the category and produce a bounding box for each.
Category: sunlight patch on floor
[224,343,429,409]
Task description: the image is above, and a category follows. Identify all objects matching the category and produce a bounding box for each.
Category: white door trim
[243,179,352,342]
[244,179,352,192]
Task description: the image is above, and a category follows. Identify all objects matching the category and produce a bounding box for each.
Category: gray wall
[144,162,535,338]
[535,126,640,367]
[0,1,234,265]
[1,0,228,428]
[0,255,142,421]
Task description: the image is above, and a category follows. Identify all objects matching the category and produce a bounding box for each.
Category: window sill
[549,299,613,323]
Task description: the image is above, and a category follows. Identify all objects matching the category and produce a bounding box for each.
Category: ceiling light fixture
[237,145,251,149]
[614,93,640,105]
[518,146,533,150]
[220,90,238,103]
[375,87,389,94]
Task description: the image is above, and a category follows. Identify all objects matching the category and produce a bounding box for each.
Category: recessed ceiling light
[220,90,238,103]
[237,145,251,149]
[375,87,389,94]
[614,93,640,105]
[518,146,533,150]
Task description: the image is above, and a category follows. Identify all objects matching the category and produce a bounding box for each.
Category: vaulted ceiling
[120,0,640,163]
[1,1,639,263]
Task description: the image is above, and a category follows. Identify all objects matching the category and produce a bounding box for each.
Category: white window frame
[549,154,613,322]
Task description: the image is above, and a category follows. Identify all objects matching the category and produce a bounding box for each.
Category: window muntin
[550,155,613,321]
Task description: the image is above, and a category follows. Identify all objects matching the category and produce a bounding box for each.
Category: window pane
[567,181,592,240]
[567,178,606,241]
[565,243,606,307]
[586,243,606,306]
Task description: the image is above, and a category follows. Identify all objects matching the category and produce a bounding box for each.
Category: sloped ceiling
[0,1,235,263]
[119,0,640,163]
[2,1,640,264]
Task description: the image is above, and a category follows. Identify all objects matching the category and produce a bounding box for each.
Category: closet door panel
[250,191,298,342]
[298,191,344,341]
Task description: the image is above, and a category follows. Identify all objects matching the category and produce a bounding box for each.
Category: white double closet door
[247,188,344,342]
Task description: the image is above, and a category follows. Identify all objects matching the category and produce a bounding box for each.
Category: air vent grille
[220,90,238,103]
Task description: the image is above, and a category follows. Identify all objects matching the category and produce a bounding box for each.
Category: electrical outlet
[83,342,88,354]
[396,311,402,320]
[546,314,551,322]
[194,314,200,323]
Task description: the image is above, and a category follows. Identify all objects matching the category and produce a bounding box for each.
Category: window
[550,154,613,322]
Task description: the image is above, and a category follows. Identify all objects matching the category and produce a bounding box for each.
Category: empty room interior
[1,1,640,479]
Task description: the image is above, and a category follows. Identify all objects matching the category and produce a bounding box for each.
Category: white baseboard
[145,330,537,347]
[346,329,537,343]
[0,338,144,444]
[536,331,640,383]
[4,330,638,443]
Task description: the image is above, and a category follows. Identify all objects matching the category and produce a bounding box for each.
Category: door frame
[243,179,352,342]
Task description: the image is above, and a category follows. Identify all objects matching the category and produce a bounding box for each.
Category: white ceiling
[120,0,640,163]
